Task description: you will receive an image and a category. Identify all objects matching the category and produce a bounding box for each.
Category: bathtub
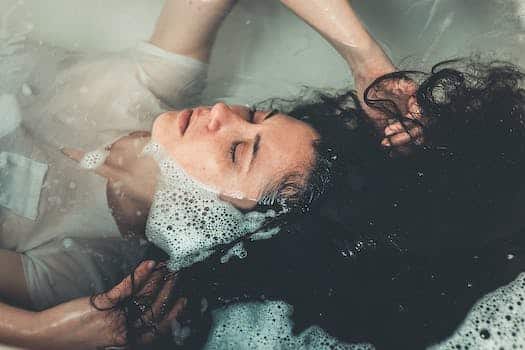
[0,0,524,349]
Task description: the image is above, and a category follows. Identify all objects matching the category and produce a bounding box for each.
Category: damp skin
[143,142,278,271]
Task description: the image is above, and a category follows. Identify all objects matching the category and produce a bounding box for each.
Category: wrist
[31,298,102,350]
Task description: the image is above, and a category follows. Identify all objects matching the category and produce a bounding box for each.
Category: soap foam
[204,301,374,350]
[430,272,525,350]
[143,141,278,271]
[79,148,110,170]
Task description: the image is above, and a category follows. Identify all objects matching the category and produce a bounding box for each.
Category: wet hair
[108,58,525,349]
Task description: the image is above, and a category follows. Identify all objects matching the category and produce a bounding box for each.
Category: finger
[136,263,171,295]
[61,147,85,162]
[138,297,187,345]
[384,126,424,147]
[157,298,188,334]
[151,274,178,317]
[104,260,156,303]
[384,122,407,137]
[62,147,122,181]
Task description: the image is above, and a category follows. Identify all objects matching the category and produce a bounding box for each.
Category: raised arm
[150,0,237,62]
[280,0,424,148]
[280,0,395,96]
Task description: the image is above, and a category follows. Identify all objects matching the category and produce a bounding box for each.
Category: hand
[32,260,186,350]
[364,77,427,150]
[381,101,425,149]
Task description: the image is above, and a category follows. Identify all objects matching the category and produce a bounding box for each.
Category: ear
[218,193,258,211]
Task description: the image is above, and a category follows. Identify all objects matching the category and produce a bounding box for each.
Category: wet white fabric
[0,152,48,220]
[0,93,21,139]
[0,40,208,309]
[144,141,277,271]
[204,301,374,350]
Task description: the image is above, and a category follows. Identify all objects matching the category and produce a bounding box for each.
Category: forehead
[250,113,318,195]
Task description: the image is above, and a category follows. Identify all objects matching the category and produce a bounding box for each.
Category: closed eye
[231,108,279,165]
[230,141,241,163]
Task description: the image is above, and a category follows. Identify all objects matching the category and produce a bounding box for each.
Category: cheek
[171,142,230,191]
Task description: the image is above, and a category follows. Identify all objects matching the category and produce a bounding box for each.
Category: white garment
[0,41,208,309]
[0,151,48,220]
[0,94,21,139]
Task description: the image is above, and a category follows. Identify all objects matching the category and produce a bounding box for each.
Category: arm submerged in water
[0,261,185,350]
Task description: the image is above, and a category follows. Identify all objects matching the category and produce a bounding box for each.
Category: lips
[178,109,193,135]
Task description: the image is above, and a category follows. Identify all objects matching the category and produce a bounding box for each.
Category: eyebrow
[247,110,278,172]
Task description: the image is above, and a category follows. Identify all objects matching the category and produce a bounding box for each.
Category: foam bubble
[204,301,374,350]
[143,142,277,271]
[79,148,109,170]
[220,242,247,264]
[430,272,525,350]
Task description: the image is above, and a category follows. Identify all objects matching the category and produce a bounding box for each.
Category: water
[0,0,524,349]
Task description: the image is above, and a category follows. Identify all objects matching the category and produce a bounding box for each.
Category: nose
[207,102,233,132]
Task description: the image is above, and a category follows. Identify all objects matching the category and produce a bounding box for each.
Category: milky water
[1,0,525,349]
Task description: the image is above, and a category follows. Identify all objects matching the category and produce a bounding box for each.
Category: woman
[0,0,400,311]
[0,0,524,349]
[0,0,396,346]
[80,1,525,349]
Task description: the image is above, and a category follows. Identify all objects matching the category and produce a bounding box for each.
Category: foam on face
[430,272,525,350]
[143,141,277,271]
[203,301,374,350]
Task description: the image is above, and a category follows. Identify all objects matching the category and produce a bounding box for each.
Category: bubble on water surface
[429,273,525,350]
[205,301,374,350]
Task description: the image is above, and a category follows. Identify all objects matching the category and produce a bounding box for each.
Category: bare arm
[0,301,39,348]
[0,261,185,350]
[280,0,424,147]
[279,0,395,98]
[150,0,237,62]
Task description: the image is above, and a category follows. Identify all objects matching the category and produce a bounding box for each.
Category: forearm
[0,302,40,348]
[150,0,237,62]
[280,0,395,89]
[0,298,117,350]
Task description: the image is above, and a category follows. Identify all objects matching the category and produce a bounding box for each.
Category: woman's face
[151,103,319,208]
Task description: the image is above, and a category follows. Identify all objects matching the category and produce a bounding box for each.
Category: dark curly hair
[110,58,525,349]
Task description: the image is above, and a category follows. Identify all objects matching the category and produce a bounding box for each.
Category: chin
[151,111,178,142]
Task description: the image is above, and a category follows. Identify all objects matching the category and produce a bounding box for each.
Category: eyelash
[230,142,241,163]
[229,108,256,163]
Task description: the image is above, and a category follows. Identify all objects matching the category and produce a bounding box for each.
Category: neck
[105,132,159,237]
